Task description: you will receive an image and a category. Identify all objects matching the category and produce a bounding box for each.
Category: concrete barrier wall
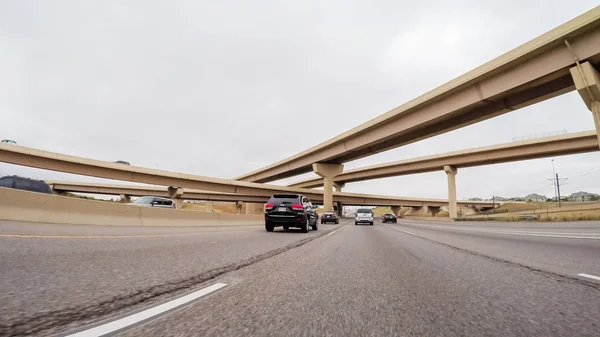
[0,187,263,227]
[465,203,600,219]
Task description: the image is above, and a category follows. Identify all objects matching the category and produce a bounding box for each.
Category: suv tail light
[291,204,304,210]
[265,203,274,210]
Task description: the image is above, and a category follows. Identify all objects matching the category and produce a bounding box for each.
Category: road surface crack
[1,225,344,337]
[383,224,600,290]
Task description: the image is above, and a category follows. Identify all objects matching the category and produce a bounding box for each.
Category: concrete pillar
[312,163,344,212]
[119,194,131,203]
[391,206,401,216]
[428,206,441,217]
[236,201,243,214]
[167,186,183,199]
[174,199,184,209]
[421,205,430,216]
[444,165,458,219]
[245,202,256,214]
[410,206,422,216]
[205,201,213,212]
[334,201,343,217]
[593,101,600,149]
[333,183,345,192]
[570,62,600,149]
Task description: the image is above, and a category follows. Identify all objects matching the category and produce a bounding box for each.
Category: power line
[574,167,600,177]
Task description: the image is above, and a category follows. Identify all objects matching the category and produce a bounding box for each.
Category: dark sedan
[320,211,339,224]
[382,213,397,223]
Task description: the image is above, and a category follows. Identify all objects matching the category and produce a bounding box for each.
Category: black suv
[264,194,319,233]
[382,213,397,223]
[0,175,53,194]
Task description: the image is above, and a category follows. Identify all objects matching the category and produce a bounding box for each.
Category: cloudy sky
[1,0,599,200]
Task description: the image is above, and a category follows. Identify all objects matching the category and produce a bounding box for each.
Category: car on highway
[264,194,318,233]
[1,139,17,145]
[355,208,374,225]
[321,211,339,224]
[0,175,53,194]
[382,213,397,223]
[132,196,176,209]
[114,160,131,165]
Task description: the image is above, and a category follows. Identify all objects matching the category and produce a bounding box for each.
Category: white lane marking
[499,233,600,240]
[327,230,336,236]
[400,223,600,239]
[577,273,600,281]
[401,230,418,236]
[65,283,227,337]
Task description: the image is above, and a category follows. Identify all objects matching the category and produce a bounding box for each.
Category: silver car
[132,196,176,209]
[355,208,374,226]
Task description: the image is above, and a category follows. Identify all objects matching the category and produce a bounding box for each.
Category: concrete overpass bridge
[235,7,600,217]
[289,130,598,189]
[47,181,498,216]
[1,8,599,219]
[236,9,600,185]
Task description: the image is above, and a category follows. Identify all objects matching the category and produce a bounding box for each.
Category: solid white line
[65,283,227,337]
[327,230,337,236]
[401,223,600,239]
[501,232,600,240]
[577,273,600,281]
[401,230,418,236]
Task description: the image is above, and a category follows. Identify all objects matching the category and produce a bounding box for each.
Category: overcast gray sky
[1,0,599,200]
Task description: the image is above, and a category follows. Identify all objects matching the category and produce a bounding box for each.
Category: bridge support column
[428,205,441,217]
[334,202,343,217]
[245,202,258,214]
[167,186,183,199]
[444,165,458,219]
[570,62,600,149]
[391,206,401,216]
[205,201,213,212]
[236,201,243,214]
[333,183,345,192]
[313,163,344,212]
[409,206,422,215]
[174,199,184,209]
[119,194,131,203]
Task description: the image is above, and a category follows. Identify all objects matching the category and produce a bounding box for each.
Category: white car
[355,208,374,226]
[132,196,176,209]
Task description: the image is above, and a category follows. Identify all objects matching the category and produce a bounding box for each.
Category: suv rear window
[268,194,300,205]
[357,208,372,213]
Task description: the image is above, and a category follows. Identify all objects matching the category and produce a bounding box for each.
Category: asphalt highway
[1,218,599,336]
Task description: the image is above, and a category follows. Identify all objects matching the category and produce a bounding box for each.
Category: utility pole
[549,172,568,208]
[492,195,495,214]
[556,173,561,207]
[551,160,558,203]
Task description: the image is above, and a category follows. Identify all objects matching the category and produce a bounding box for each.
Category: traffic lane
[397,218,600,233]
[392,220,600,277]
[1,221,343,336]
[122,219,600,337]
[0,220,262,236]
